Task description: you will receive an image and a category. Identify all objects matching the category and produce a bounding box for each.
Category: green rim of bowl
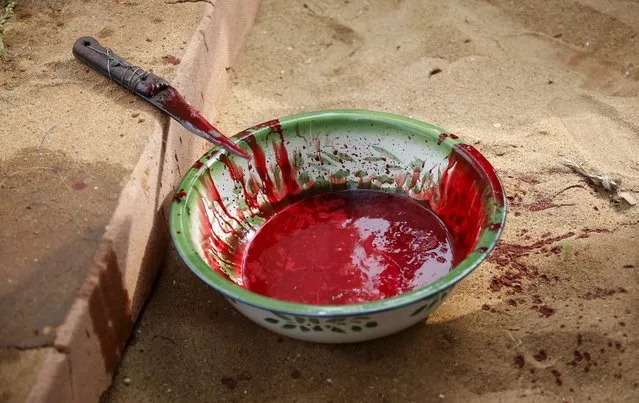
[170,110,507,317]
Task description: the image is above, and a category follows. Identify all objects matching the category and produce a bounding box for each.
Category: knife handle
[72,36,169,98]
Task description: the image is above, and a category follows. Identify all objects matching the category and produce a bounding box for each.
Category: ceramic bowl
[170,110,506,343]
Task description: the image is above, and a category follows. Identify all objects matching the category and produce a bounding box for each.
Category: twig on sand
[38,125,57,149]
[552,184,586,199]
[563,159,619,192]
[56,172,73,194]
[506,330,522,348]
[0,1,15,61]
[0,166,52,189]
[152,334,176,345]
[563,158,637,206]
[0,166,73,195]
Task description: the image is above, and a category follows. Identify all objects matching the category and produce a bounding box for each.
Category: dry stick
[0,165,87,234]
[552,184,586,199]
[0,166,82,237]
[67,161,96,181]
[563,158,637,206]
[38,125,57,149]
[0,166,53,189]
[0,166,74,196]
[506,330,522,348]
[563,158,619,192]
[56,172,73,194]
[37,125,98,182]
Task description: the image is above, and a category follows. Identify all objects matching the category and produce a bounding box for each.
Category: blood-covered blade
[147,85,250,159]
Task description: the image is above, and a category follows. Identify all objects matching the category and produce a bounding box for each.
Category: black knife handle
[72,36,169,98]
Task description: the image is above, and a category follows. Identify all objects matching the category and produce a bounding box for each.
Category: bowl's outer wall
[170,110,506,323]
[229,285,456,343]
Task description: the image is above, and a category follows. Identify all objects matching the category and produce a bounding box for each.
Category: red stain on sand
[162,55,181,65]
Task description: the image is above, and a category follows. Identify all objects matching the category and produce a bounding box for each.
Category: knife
[72,36,250,160]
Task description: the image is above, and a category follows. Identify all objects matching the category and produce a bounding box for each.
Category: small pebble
[138,118,145,123]
[493,123,502,128]
[123,377,131,385]
[326,378,333,384]
[438,393,445,399]
[131,112,140,118]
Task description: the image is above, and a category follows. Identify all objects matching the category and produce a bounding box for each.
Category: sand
[6,0,639,401]
[0,0,205,401]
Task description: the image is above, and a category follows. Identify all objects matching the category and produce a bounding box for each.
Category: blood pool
[242,190,454,305]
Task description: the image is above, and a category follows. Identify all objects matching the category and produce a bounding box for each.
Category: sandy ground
[0,0,205,401]
[0,0,634,401]
[106,0,639,402]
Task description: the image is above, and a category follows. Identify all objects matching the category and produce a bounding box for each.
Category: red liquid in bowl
[242,190,454,305]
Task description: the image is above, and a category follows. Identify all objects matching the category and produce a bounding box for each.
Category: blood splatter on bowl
[170,110,506,343]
